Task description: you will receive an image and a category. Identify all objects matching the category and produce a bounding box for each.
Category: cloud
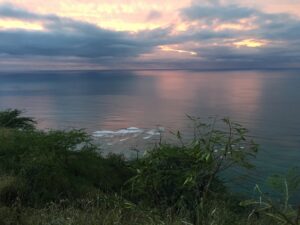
[181,4,255,22]
[181,2,300,41]
[177,2,300,68]
[0,3,155,58]
[0,2,39,19]
[0,2,300,69]
[0,2,58,21]
[146,10,162,21]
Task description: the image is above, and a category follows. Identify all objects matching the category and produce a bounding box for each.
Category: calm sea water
[0,69,299,191]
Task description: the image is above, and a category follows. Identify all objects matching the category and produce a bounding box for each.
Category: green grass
[0,196,188,225]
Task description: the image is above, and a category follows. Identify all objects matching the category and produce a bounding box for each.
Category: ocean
[1,69,300,192]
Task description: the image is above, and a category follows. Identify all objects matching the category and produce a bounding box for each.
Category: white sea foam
[93,127,144,137]
[93,126,164,143]
[120,138,129,142]
[92,126,164,157]
[143,135,152,140]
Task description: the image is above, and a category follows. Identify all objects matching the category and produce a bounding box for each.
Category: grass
[0,196,188,225]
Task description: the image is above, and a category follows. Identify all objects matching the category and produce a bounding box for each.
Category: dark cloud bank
[0,3,153,58]
[0,2,300,70]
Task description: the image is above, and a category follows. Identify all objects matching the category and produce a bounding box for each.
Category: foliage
[0,194,189,225]
[241,168,300,225]
[0,128,133,206]
[1,109,300,225]
[129,117,258,223]
[0,109,36,130]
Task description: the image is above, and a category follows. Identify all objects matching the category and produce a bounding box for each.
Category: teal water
[0,69,299,193]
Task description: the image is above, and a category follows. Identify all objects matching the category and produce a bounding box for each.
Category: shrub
[0,128,133,206]
[241,168,300,225]
[0,109,267,224]
[0,109,36,130]
[129,117,258,223]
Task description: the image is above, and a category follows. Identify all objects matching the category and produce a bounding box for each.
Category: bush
[0,109,36,130]
[0,128,133,206]
[129,144,225,207]
[1,109,274,224]
[241,168,300,225]
[129,117,258,223]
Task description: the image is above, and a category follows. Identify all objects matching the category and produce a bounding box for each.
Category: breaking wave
[92,126,165,157]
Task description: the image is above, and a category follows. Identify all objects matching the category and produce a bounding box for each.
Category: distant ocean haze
[0,69,300,185]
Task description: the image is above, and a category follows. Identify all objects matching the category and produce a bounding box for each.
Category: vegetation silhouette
[0,109,299,225]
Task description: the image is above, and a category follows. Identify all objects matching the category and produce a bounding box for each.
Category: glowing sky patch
[234,39,268,48]
[159,45,197,56]
[213,20,258,31]
[0,19,44,30]
[5,0,190,32]
[96,20,161,32]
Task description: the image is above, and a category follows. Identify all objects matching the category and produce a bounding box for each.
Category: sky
[0,0,300,70]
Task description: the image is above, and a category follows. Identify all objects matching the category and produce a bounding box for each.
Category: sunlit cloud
[159,45,197,56]
[4,0,190,32]
[0,1,299,69]
[213,18,258,31]
[223,0,300,16]
[96,21,161,32]
[233,39,268,48]
[0,18,44,30]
